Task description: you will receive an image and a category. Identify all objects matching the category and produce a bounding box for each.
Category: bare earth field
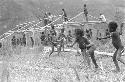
[1,44,125,82]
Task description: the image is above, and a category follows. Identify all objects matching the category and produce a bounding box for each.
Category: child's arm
[67,40,77,47]
[98,35,111,40]
[86,40,94,48]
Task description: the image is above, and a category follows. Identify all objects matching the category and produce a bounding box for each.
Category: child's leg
[81,49,91,68]
[112,50,120,72]
[57,43,61,56]
[117,48,125,65]
[88,46,98,68]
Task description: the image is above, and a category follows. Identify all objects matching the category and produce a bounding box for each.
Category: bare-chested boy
[98,21,125,72]
[69,29,98,69]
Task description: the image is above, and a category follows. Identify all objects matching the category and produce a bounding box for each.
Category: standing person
[30,36,34,48]
[68,29,98,69]
[99,13,106,23]
[40,32,46,45]
[11,36,16,48]
[58,28,67,52]
[98,21,125,73]
[0,42,2,48]
[67,30,73,43]
[22,34,26,47]
[43,12,48,26]
[62,9,68,22]
[120,23,124,35]
[105,29,110,37]
[84,4,88,22]
[86,29,91,40]
[89,29,92,39]
[48,12,53,24]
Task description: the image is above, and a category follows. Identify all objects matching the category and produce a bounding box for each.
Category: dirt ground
[1,45,125,82]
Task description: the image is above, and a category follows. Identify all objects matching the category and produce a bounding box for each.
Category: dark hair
[69,30,71,33]
[75,29,84,37]
[108,21,118,32]
[42,32,44,34]
[13,36,15,38]
[61,28,65,33]
[62,9,64,11]
[51,25,55,29]
[84,4,86,7]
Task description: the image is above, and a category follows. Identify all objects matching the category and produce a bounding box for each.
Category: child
[43,12,48,26]
[30,36,34,47]
[89,29,92,39]
[105,29,110,37]
[69,29,98,69]
[84,4,88,22]
[98,21,125,72]
[0,42,2,48]
[99,13,106,23]
[58,28,67,52]
[62,9,68,22]
[67,30,73,43]
[12,36,16,48]
[22,34,26,47]
[40,32,46,45]
[86,29,91,40]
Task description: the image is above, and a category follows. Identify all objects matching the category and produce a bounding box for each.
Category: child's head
[13,36,15,38]
[42,32,44,34]
[75,29,84,37]
[68,30,71,33]
[62,9,65,11]
[61,28,65,33]
[86,29,89,33]
[84,4,86,7]
[51,25,55,29]
[108,21,118,32]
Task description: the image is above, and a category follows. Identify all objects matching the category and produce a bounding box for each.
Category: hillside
[0,0,125,36]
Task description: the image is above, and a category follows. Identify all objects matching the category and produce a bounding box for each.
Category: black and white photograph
[0,0,125,82]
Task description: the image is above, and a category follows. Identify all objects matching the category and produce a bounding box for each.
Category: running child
[98,21,125,72]
[68,29,98,69]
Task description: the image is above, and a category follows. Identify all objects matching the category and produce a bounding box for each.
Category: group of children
[68,21,125,73]
[11,33,26,48]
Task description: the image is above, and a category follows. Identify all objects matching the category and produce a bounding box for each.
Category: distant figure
[84,4,88,21]
[62,9,68,22]
[67,30,73,43]
[12,36,16,48]
[40,32,46,45]
[22,34,26,47]
[0,42,2,48]
[105,29,110,37]
[50,25,57,36]
[120,23,124,35]
[98,21,125,73]
[99,13,106,23]
[89,29,92,39]
[58,28,67,52]
[30,36,34,47]
[48,12,54,24]
[43,12,48,26]
[16,38,20,46]
[86,29,91,39]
